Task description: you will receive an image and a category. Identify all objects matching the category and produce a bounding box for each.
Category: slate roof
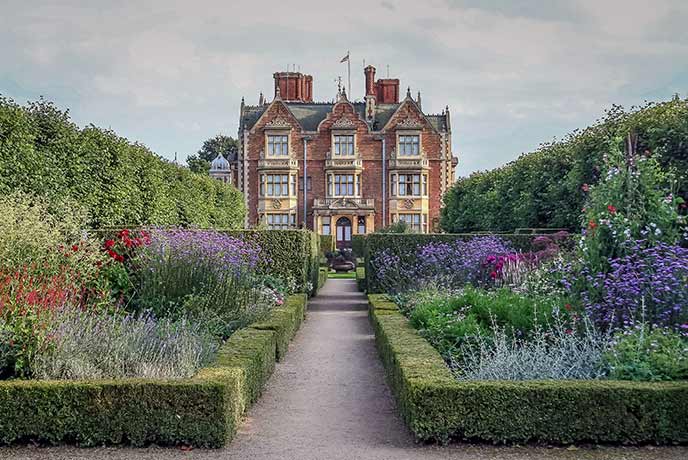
[240,101,448,133]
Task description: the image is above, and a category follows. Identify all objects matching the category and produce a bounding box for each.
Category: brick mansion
[210,66,458,248]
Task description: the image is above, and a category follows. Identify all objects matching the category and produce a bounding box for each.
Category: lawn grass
[327,271,356,279]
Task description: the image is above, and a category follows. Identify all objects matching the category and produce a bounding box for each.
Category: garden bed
[0,294,307,448]
[369,295,688,445]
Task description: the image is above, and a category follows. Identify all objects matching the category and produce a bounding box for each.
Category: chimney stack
[364,65,376,97]
[273,71,313,102]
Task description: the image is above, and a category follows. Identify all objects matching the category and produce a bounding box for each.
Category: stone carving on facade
[396,117,422,130]
[264,116,292,129]
[331,117,356,129]
[272,199,282,210]
[403,199,415,210]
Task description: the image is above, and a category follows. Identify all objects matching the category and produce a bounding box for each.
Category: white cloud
[1,0,686,176]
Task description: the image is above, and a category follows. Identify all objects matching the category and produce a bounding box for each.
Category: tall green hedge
[368,296,688,444]
[226,230,320,294]
[0,96,245,228]
[364,233,551,293]
[442,97,688,232]
[351,235,367,258]
[0,294,307,448]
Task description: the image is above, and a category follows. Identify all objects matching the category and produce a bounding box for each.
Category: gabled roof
[240,100,448,133]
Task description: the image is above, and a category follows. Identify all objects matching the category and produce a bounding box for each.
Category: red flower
[607,205,617,214]
[118,229,130,238]
[71,244,79,252]
[565,329,573,334]
[588,220,597,230]
[490,271,497,279]
[564,303,572,311]
[115,254,124,263]
[581,183,590,192]
[104,239,115,249]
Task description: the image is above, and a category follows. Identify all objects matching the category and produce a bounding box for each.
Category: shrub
[441,97,688,233]
[606,326,688,381]
[0,192,102,276]
[453,313,610,381]
[32,309,218,380]
[225,230,320,294]
[365,233,554,293]
[585,243,688,331]
[369,236,514,294]
[404,287,569,359]
[0,97,246,229]
[580,140,686,273]
[135,229,274,339]
[369,298,688,444]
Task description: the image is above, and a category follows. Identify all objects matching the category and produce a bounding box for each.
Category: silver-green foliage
[32,309,218,380]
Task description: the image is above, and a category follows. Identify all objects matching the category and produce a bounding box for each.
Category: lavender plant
[585,242,688,332]
[134,229,277,338]
[370,236,514,294]
[32,308,218,380]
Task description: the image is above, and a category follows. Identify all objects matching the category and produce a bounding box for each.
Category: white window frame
[397,134,420,156]
[333,134,355,156]
[266,134,289,157]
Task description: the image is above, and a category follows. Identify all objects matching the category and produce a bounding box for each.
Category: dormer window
[398,134,420,156]
[333,134,355,156]
[267,134,289,156]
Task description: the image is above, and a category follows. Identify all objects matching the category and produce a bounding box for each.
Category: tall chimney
[364,65,376,97]
[273,71,313,102]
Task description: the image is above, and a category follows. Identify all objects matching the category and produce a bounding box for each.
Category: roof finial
[275,85,282,100]
[259,92,264,105]
[417,91,422,109]
[406,86,411,99]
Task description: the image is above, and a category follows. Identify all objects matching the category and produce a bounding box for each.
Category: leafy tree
[187,134,238,174]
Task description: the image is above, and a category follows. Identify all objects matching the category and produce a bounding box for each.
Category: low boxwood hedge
[355,266,366,292]
[0,294,307,448]
[368,295,688,445]
[251,293,307,361]
[318,267,328,289]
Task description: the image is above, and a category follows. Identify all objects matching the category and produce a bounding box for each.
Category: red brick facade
[230,67,457,246]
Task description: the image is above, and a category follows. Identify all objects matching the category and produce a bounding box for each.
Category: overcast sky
[2,0,687,177]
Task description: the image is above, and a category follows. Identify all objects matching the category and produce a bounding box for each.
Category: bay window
[390,173,427,197]
[260,174,292,197]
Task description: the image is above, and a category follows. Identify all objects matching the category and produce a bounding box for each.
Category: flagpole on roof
[347,50,351,100]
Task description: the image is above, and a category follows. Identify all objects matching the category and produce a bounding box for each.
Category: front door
[336,217,352,249]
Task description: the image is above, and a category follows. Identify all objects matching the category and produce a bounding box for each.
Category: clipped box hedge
[225,230,320,294]
[364,233,570,293]
[318,267,328,289]
[0,294,307,448]
[355,266,366,292]
[368,295,688,445]
[250,293,307,361]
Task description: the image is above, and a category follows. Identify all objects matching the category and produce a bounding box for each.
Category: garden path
[2,279,686,460]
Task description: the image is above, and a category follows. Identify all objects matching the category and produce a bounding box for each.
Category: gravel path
[2,279,686,460]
